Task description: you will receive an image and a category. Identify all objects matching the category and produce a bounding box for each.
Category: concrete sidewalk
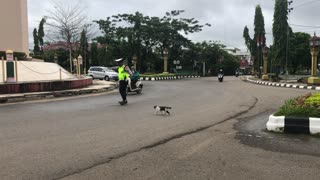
[0,80,117,104]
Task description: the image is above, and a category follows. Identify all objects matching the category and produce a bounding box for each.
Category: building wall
[0,0,29,55]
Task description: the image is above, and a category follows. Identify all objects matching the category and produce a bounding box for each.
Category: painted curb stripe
[284,116,309,134]
[310,118,320,135]
[266,115,285,132]
[267,115,320,135]
[246,77,320,92]
[141,75,201,81]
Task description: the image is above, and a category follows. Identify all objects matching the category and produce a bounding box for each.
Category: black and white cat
[154,106,172,115]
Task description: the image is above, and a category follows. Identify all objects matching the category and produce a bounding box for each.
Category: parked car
[88,66,118,81]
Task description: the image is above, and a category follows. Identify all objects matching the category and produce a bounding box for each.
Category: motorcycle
[218,74,224,82]
[235,72,239,77]
[127,77,143,94]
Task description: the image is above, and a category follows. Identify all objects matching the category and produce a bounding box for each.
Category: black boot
[119,100,128,105]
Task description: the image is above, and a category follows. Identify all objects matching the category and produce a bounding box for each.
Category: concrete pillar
[0,0,29,55]
[6,50,16,83]
[308,48,320,85]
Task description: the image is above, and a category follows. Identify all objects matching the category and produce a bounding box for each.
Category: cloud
[27,0,320,50]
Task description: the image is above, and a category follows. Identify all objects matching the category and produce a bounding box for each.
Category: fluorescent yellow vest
[118,65,129,80]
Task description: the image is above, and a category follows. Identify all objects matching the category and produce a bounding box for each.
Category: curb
[245,77,320,91]
[0,84,117,104]
[140,75,200,81]
[266,114,320,135]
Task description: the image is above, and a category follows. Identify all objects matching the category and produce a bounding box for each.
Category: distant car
[88,66,118,81]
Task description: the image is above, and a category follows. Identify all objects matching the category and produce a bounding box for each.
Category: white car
[88,66,118,81]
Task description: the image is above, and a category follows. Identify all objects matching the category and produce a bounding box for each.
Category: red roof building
[43,41,106,51]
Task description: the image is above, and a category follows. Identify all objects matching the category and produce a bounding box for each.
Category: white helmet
[114,58,123,62]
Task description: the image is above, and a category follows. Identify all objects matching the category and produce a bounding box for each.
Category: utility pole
[285,0,293,81]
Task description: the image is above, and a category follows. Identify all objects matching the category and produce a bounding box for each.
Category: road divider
[267,114,320,135]
[140,75,200,81]
[244,77,320,91]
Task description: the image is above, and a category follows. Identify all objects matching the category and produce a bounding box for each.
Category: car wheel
[90,75,94,80]
[105,76,110,81]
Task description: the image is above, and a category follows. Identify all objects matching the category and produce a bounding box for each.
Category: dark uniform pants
[119,80,127,101]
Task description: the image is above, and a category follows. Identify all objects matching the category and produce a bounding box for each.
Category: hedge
[0,51,27,60]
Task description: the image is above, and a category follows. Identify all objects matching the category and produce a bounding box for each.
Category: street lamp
[163,48,169,74]
[262,46,269,81]
[54,53,58,64]
[77,55,83,77]
[308,33,320,85]
[73,58,78,75]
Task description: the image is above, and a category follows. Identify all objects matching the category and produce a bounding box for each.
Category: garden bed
[267,93,320,135]
[274,93,320,118]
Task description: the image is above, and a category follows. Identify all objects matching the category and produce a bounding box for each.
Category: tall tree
[289,32,311,74]
[79,24,95,73]
[79,29,88,72]
[45,0,86,72]
[90,42,99,66]
[272,0,289,71]
[38,18,46,52]
[95,10,210,72]
[33,28,40,54]
[253,5,266,74]
[242,5,266,75]
[243,26,253,53]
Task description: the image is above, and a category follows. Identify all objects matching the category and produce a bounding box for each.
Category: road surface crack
[55,97,258,180]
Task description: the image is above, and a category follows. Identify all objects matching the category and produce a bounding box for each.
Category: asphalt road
[0,77,319,180]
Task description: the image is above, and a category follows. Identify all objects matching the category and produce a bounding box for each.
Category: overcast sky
[27,0,320,50]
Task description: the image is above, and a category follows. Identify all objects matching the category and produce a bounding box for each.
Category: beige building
[0,0,29,55]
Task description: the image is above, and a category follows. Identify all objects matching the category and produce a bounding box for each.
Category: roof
[42,42,106,51]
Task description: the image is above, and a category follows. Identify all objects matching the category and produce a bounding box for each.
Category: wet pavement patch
[234,110,320,157]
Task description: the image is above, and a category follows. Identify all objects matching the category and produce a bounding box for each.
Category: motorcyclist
[218,69,224,82]
[218,69,224,75]
[130,67,140,89]
[235,70,239,77]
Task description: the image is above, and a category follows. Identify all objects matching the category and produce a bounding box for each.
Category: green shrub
[13,52,27,60]
[274,93,320,118]
[305,93,320,107]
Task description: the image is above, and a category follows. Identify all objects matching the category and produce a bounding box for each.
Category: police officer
[115,58,132,105]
